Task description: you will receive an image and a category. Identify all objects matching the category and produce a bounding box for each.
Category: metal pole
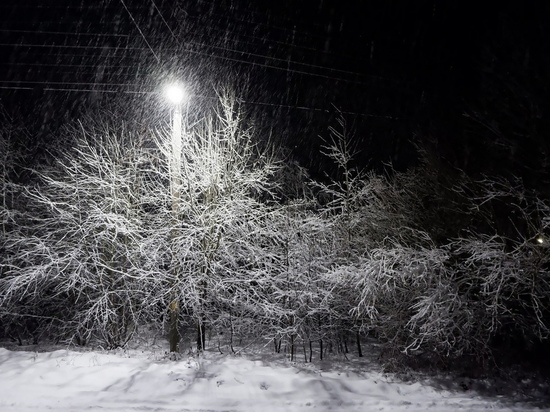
[169,103,182,354]
[171,104,182,202]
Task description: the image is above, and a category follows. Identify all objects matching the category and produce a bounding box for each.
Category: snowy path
[0,347,545,411]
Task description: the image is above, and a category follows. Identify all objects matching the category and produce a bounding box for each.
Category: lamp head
[165,83,186,104]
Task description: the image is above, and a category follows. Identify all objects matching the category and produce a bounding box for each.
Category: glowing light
[536,236,545,244]
[165,83,185,104]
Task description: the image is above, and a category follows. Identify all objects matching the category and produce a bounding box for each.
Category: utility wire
[0,2,331,42]
[118,0,160,63]
[0,62,136,69]
[0,40,372,79]
[1,42,383,85]
[0,43,138,51]
[146,1,369,77]
[0,29,129,38]
[0,9,372,73]
[0,85,399,119]
[1,80,139,87]
[168,47,375,85]
[182,0,329,41]
[149,0,178,41]
[0,4,368,63]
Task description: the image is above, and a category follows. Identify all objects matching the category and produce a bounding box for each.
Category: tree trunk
[356,331,363,357]
[169,301,179,353]
[229,314,235,354]
[197,320,206,351]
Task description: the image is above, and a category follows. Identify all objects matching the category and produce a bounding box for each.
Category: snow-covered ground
[0,344,547,412]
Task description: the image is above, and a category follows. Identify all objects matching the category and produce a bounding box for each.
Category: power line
[0,80,138,87]
[0,84,400,119]
[1,42,382,85]
[183,0,329,42]
[0,1,332,42]
[118,0,159,63]
[171,47,376,85]
[0,29,129,38]
[0,4,401,95]
[3,51,147,60]
[149,0,178,41]
[145,12,369,64]
[0,62,136,69]
[0,10,372,76]
[204,43,369,78]
[0,3,371,64]
[0,40,372,80]
[238,98,400,119]
[0,85,34,91]
[0,43,137,51]
[0,4,151,9]
[0,23,334,59]
[148,2,371,71]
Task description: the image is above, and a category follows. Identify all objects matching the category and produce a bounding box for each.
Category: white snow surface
[0,346,546,412]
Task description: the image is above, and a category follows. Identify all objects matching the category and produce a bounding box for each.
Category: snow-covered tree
[0,110,38,343]
[0,119,164,347]
[152,91,282,352]
[1,92,288,352]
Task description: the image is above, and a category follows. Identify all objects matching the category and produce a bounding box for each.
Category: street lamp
[165,83,185,105]
[164,82,187,354]
[164,83,186,198]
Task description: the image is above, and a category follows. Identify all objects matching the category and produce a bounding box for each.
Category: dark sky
[1,1,549,187]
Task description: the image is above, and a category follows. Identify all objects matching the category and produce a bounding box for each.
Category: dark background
[1,1,549,189]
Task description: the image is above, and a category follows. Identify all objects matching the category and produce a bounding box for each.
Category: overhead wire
[1,15,370,77]
[1,80,141,87]
[0,41,383,85]
[0,2,367,61]
[0,4,376,81]
[0,62,136,69]
[0,2,403,106]
[0,29,129,38]
[149,0,178,41]
[0,43,140,51]
[0,22,328,57]
[144,1,383,84]
[118,0,160,63]
[0,84,399,119]
[182,0,329,42]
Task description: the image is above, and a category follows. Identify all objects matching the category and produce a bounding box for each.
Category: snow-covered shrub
[446,238,550,359]
[348,173,550,366]
[256,200,336,359]
[0,120,164,347]
[0,112,48,344]
[349,243,454,353]
[459,177,550,352]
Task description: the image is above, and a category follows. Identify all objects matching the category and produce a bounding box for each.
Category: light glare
[165,83,185,104]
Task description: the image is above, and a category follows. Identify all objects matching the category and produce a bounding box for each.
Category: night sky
[1,1,549,188]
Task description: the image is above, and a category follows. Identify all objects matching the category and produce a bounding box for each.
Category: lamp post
[165,82,186,353]
[166,83,184,198]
